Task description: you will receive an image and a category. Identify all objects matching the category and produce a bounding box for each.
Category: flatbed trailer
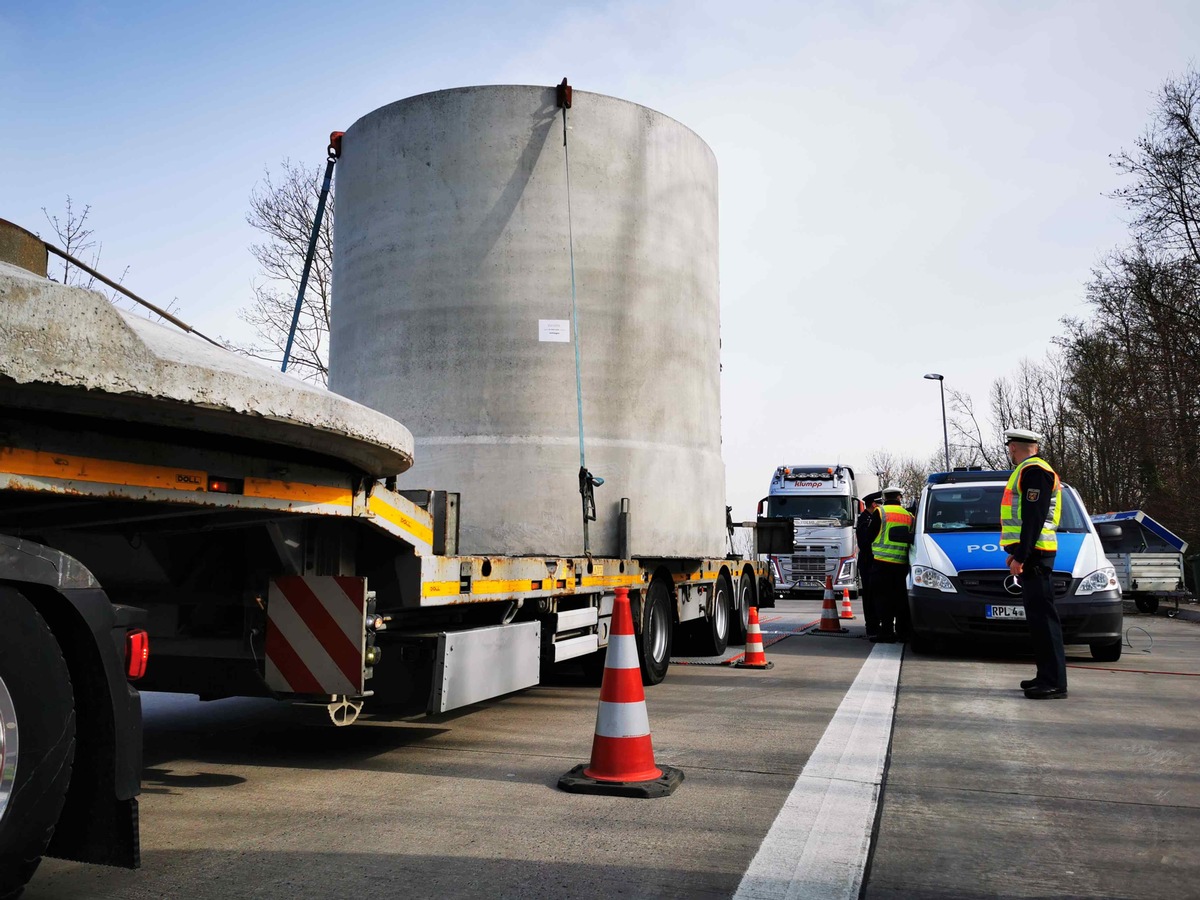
[0,406,769,709]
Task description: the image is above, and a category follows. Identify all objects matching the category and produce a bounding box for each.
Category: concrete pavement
[25,601,1200,899]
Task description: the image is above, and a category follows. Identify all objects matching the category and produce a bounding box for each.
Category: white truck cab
[760,464,858,596]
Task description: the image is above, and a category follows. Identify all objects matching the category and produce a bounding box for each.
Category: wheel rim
[739,581,752,631]
[650,591,670,664]
[0,672,18,824]
[714,584,728,637]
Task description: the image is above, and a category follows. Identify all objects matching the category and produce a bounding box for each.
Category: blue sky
[3,1,1198,517]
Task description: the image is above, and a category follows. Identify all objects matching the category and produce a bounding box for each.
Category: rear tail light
[125,629,149,680]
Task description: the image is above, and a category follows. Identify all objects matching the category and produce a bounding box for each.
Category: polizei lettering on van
[966,543,1001,552]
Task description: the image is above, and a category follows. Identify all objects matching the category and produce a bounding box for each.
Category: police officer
[856,492,882,638]
[1001,428,1067,700]
[868,486,914,643]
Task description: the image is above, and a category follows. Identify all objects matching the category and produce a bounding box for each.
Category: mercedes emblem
[1003,574,1022,595]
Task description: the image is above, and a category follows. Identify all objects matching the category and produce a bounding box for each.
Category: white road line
[734,642,903,900]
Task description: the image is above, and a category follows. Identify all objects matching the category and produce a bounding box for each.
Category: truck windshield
[924,485,1090,533]
[769,496,852,524]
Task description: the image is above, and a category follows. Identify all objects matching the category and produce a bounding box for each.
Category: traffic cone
[840,588,855,620]
[558,586,684,798]
[814,576,848,634]
[734,606,773,669]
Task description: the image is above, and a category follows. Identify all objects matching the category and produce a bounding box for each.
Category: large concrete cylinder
[329,85,724,558]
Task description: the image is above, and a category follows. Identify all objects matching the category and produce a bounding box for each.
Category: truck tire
[0,588,76,900]
[694,573,732,657]
[637,579,673,686]
[729,572,753,645]
[1090,640,1122,662]
[758,577,775,608]
[1134,596,1159,615]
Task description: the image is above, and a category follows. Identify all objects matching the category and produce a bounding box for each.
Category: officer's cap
[882,485,904,496]
[863,491,882,505]
[1003,428,1042,445]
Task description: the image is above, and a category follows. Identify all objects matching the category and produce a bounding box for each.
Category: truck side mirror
[1096,523,1123,543]
[756,496,768,516]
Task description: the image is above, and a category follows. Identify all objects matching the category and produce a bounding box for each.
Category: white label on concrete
[538,319,570,342]
[734,642,902,900]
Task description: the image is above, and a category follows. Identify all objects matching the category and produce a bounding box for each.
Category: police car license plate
[986,605,1026,620]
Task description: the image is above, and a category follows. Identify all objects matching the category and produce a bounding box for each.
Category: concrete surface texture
[0,261,414,477]
[871,613,1200,899]
[329,85,725,557]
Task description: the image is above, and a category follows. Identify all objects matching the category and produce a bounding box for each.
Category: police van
[907,469,1124,660]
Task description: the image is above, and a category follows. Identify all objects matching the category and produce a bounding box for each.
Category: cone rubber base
[558,764,684,798]
[734,659,774,669]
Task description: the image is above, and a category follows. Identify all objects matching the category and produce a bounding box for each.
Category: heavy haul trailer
[0,247,769,892]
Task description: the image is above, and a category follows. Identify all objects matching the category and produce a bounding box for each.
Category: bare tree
[41,197,130,295]
[866,449,932,506]
[947,388,1002,469]
[1111,68,1200,264]
[231,159,334,384]
[38,197,180,321]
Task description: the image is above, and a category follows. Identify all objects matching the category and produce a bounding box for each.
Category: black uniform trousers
[858,552,877,635]
[869,561,909,639]
[1021,555,1066,689]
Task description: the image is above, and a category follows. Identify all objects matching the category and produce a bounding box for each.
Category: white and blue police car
[907,469,1124,660]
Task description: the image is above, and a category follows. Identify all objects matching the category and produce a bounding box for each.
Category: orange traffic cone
[558,586,684,798]
[840,588,855,620]
[814,576,848,634]
[734,606,773,669]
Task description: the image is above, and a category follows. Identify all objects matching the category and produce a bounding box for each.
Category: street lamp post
[924,373,950,471]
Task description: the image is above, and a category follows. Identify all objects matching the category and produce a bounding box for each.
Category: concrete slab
[0,261,414,477]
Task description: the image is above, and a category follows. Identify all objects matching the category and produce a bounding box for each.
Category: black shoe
[1020,678,1044,690]
[1024,685,1068,700]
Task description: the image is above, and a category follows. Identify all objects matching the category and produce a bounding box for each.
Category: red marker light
[206,476,244,494]
[125,629,149,680]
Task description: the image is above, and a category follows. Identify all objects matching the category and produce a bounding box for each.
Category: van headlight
[912,565,956,592]
[1077,567,1119,595]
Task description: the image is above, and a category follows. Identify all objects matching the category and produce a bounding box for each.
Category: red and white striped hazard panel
[265,575,368,696]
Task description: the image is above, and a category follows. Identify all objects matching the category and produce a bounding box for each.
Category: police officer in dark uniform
[856,492,882,638]
[1000,428,1067,700]
[867,486,914,642]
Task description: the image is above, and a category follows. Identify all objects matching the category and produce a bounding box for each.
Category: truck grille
[786,555,827,576]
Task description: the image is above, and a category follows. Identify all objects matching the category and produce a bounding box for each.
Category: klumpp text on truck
[760,464,858,597]
[0,84,771,896]
[907,469,1123,659]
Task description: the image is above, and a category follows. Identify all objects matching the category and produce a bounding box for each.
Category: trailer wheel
[638,579,673,686]
[730,572,753,644]
[1090,640,1122,662]
[1133,596,1159,615]
[758,578,775,608]
[694,573,732,657]
[0,587,76,900]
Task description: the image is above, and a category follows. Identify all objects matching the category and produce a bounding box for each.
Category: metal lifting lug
[328,130,344,159]
[556,78,572,109]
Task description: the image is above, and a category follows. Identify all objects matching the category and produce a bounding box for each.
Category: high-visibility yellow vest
[1000,457,1061,553]
[872,505,914,565]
